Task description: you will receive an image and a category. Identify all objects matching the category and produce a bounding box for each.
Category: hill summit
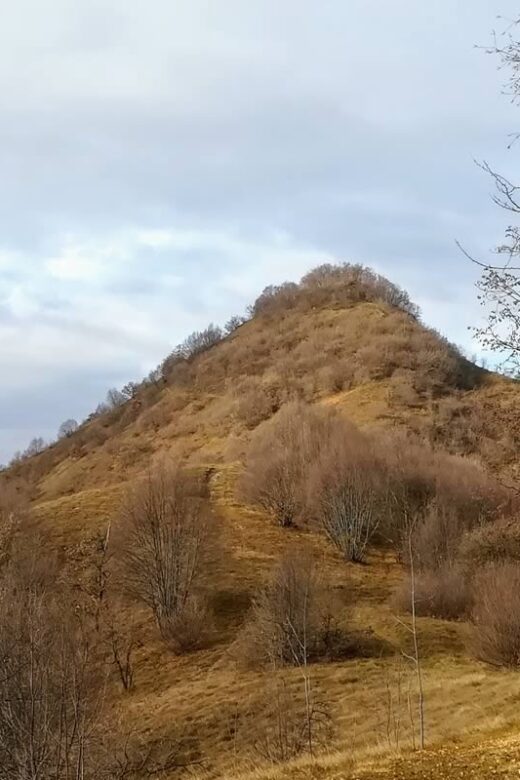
[7,262,501,496]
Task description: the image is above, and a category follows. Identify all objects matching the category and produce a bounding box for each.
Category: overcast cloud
[0,0,518,463]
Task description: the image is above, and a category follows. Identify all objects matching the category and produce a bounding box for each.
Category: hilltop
[3,263,520,780]
[8,263,519,497]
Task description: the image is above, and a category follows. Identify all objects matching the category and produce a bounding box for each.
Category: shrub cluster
[116,464,215,654]
[470,563,520,667]
[8,261,481,482]
[240,402,507,571]
[251,263,420,319]
[238,552,355,668]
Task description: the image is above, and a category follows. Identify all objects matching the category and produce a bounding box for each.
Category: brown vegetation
[239,552,351,668]
[307,424,387,562]
[239,403,336,527]
[4,262,520,778]
[0,589,101,780]
[243,674,334,765]
[117,464,214,652]
[459,518,520,570]
[471,563,520,668]
[393,565,472,621]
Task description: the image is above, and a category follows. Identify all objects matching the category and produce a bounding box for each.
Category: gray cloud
[0,0,518,462]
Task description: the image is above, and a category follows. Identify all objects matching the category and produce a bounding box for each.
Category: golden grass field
[27,460,520,779]
[13,299,520,778]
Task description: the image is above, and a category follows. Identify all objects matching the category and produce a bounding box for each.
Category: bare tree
[319,468,381,563]
[161,324,224,370]
[307,424,386,562]
[121,382,139,401]
[240,410,304,527]
[240,402,342,528]
[0,537,201,778]
[58,419,79,439]
[381,655,420,754]
[243,553,320,668]
[106,388,126,409]
[241,555,334,765]
[224,314,248,335]
[466,20,520,373]
[0,587,103,780]
[25,437,47,458]
[247,674,332,767]
[395,529,425,751]
[100,597,136,692]
[284,574,317,758]
[118,465,211,647]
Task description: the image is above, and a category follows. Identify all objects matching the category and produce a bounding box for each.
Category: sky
[0,0,518,464]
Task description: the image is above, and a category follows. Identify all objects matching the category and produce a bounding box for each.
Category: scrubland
[3,264,520,779]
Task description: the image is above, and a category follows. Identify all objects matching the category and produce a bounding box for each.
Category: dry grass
[233,732,520,780]
[13,300,516,504]
[22,463,520,779]
[6,295,520,779]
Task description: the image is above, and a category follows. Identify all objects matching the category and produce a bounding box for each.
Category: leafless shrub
[161,355,196,386]
[250,282,300,317]
[0,583,103,780]
[234,377,282,429]
[428,396,479,454]
[410,504,466,572]
[459,519,520,570]
[157,594,213,654]
[306,422,388,562]
[225,314,249,335]
[240,402,339,527]
[0,479,29,566]
[239,551,352,668]
[325,492,373,562]
[434,453,510,525]
[245,675,333,766]
[239,553,319,667]
[102,731,202,780]
[470,563,520,667]
[117,464,212,650]
[381,433,508,552]
[381,656,419,753]
[314,465,383,564]
[392,564,471,621]
[138,402,172,433]
[177,324,224,361]
[7,533,60,599]
[405,466,510,572]
[58,418,79,439]
[301,262,420,318]
[101,601,136,692]
[355,325,468,395]
[319,360,355,394]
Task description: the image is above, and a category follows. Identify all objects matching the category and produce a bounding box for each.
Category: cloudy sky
[0,0,518,463]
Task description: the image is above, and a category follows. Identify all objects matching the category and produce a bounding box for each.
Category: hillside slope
[4,264,520,779]
[11,269,519,500]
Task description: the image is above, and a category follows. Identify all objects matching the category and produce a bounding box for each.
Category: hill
[2,262,520,780]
